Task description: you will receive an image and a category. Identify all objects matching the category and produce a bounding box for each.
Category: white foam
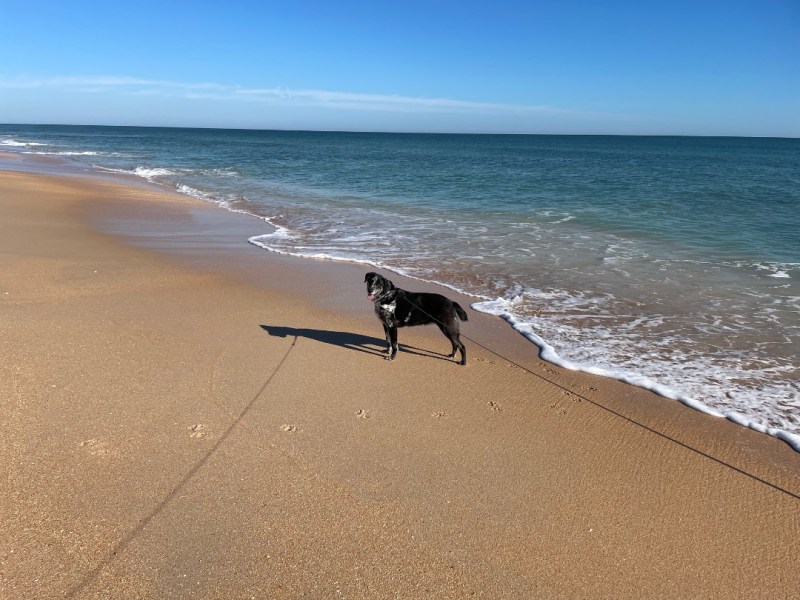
[25,150,101,156]
[175,182,213,200]
[471,295,800,452]
[133,166,177,180]
[751,261,799,279]
[92,165,131,176]
[248,232,378,265]
[246,232,463,293]
[248,222,294,245]
[208,167,239,177]
[93,165,184,181]
[0,138,45,147]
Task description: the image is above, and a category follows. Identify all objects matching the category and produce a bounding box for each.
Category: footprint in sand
[488,401,502,412]
[356,409,370,419]
[79,439,111,457]
[432,411,448,419]
[537,361,558,375]
[280,424,298,433]
[188,424,207,438]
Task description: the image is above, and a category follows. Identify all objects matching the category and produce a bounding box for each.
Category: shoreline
[100,154,800,453]
[4,152,800,461]
[3,138,798,451]
[2,164,799,597]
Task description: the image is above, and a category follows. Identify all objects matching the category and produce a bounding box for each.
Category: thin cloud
[235,87,565,114]
[0,74,616,119]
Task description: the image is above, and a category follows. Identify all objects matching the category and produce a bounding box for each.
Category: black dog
[364,271,468,365]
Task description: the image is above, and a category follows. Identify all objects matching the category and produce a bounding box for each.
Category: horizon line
[2,121,798,140]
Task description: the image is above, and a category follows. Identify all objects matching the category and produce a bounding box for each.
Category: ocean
[2,124,798,450]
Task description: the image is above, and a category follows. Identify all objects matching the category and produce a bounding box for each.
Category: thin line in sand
[464,333,800,502]
[64,337,298,598]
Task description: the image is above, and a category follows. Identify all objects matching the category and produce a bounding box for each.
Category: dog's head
[364,271,394,302]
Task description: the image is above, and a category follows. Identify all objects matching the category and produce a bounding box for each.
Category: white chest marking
[380,302,396,315]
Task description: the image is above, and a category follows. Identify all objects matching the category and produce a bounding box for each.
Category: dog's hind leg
[438,322,467,365]
[438,323,459,358]
[451,337,466,365]
[456,341,466,365]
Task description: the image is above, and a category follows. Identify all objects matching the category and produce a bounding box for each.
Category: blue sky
[1,0,798,136]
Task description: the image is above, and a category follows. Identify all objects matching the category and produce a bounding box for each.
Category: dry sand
[1,168,798,599]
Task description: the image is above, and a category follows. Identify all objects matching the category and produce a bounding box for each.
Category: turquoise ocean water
[2,125,798,449]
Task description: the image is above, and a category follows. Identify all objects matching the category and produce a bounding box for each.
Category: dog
[364,271,468,365]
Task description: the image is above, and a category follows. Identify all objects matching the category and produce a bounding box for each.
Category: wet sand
[1,167,798,598]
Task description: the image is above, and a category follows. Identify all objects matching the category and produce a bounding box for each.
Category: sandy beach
[1,166,799,598]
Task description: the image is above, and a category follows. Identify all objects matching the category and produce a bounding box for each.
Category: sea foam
[0,138,45,147]
[133,166,178,180]
[472,295,800,452]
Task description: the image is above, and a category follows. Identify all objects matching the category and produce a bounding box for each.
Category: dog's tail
[453,303,468,322]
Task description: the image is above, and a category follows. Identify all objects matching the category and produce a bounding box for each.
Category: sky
[1,0,798,136]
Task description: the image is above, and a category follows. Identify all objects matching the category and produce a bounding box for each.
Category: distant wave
[133,166,179,179]
[0,137,46,148]
[27,150,102,156]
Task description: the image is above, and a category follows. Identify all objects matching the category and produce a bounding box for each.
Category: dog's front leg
[386,326,399,360]
[382,323,392,355]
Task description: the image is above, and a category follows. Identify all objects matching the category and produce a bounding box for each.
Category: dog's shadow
[259,325,454,362]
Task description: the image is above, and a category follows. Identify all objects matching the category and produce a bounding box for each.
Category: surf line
[412,302,800,502]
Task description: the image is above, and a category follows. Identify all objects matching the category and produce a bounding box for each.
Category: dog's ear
[364,272,376,282]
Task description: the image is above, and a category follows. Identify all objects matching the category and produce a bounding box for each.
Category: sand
[1,167,798,599]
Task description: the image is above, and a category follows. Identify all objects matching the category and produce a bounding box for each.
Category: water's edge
[2,142,798,453]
